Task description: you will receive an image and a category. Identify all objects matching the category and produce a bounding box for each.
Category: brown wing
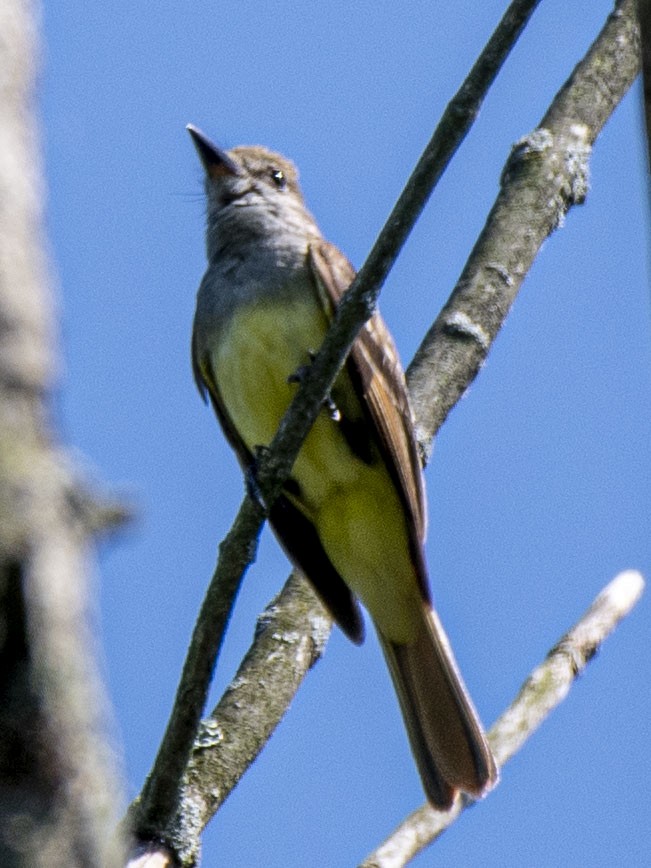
[192,329,365,643]
[308,240,429,600]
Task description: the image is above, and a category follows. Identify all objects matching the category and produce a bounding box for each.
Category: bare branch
[254,0,545,506]
[132,495,267,840]
[407,0,640,453]
[360,571,645,868]
[170,574,331,865]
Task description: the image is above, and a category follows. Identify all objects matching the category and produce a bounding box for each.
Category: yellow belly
[213,297,422,641]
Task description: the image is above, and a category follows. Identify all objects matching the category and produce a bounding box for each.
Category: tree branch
[168,573,331,865]
[360,571,645,867]
[131,493,268,842]
[407,0,640,454]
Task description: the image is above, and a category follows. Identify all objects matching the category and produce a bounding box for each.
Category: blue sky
[41,2,649,865]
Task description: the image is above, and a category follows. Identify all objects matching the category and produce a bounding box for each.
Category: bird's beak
[186,124,241,178]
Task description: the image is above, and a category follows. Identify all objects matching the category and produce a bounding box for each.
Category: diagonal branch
[129,0,544,849]
[360,571,645,867]
[407,0,641,453]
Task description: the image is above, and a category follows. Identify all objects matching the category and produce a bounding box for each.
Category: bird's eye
[270,168,287,189]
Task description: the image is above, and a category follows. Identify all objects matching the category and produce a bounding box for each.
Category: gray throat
[195,199,322,340]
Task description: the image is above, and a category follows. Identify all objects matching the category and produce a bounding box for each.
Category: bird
[187,124,497,809]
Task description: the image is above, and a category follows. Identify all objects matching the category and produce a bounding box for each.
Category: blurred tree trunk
[0,3,123,866]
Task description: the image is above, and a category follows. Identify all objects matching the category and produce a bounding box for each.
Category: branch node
[560,123,592,206]
[194,719,224,751]
[551,638,594,675]
[440,310,492,351]
[502,127,554,185]
[503,124,591,227]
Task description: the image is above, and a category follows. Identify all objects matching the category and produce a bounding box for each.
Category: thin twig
[129,0,543,845]
[256,0,545,501]
[360,571,645,867]
[211,0,546,503]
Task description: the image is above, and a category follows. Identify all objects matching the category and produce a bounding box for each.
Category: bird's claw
[288,352,341,421]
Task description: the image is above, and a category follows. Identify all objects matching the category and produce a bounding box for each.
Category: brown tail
[378,604,498,809]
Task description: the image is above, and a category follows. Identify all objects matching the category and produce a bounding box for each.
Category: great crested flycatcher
[187,124,497,809]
